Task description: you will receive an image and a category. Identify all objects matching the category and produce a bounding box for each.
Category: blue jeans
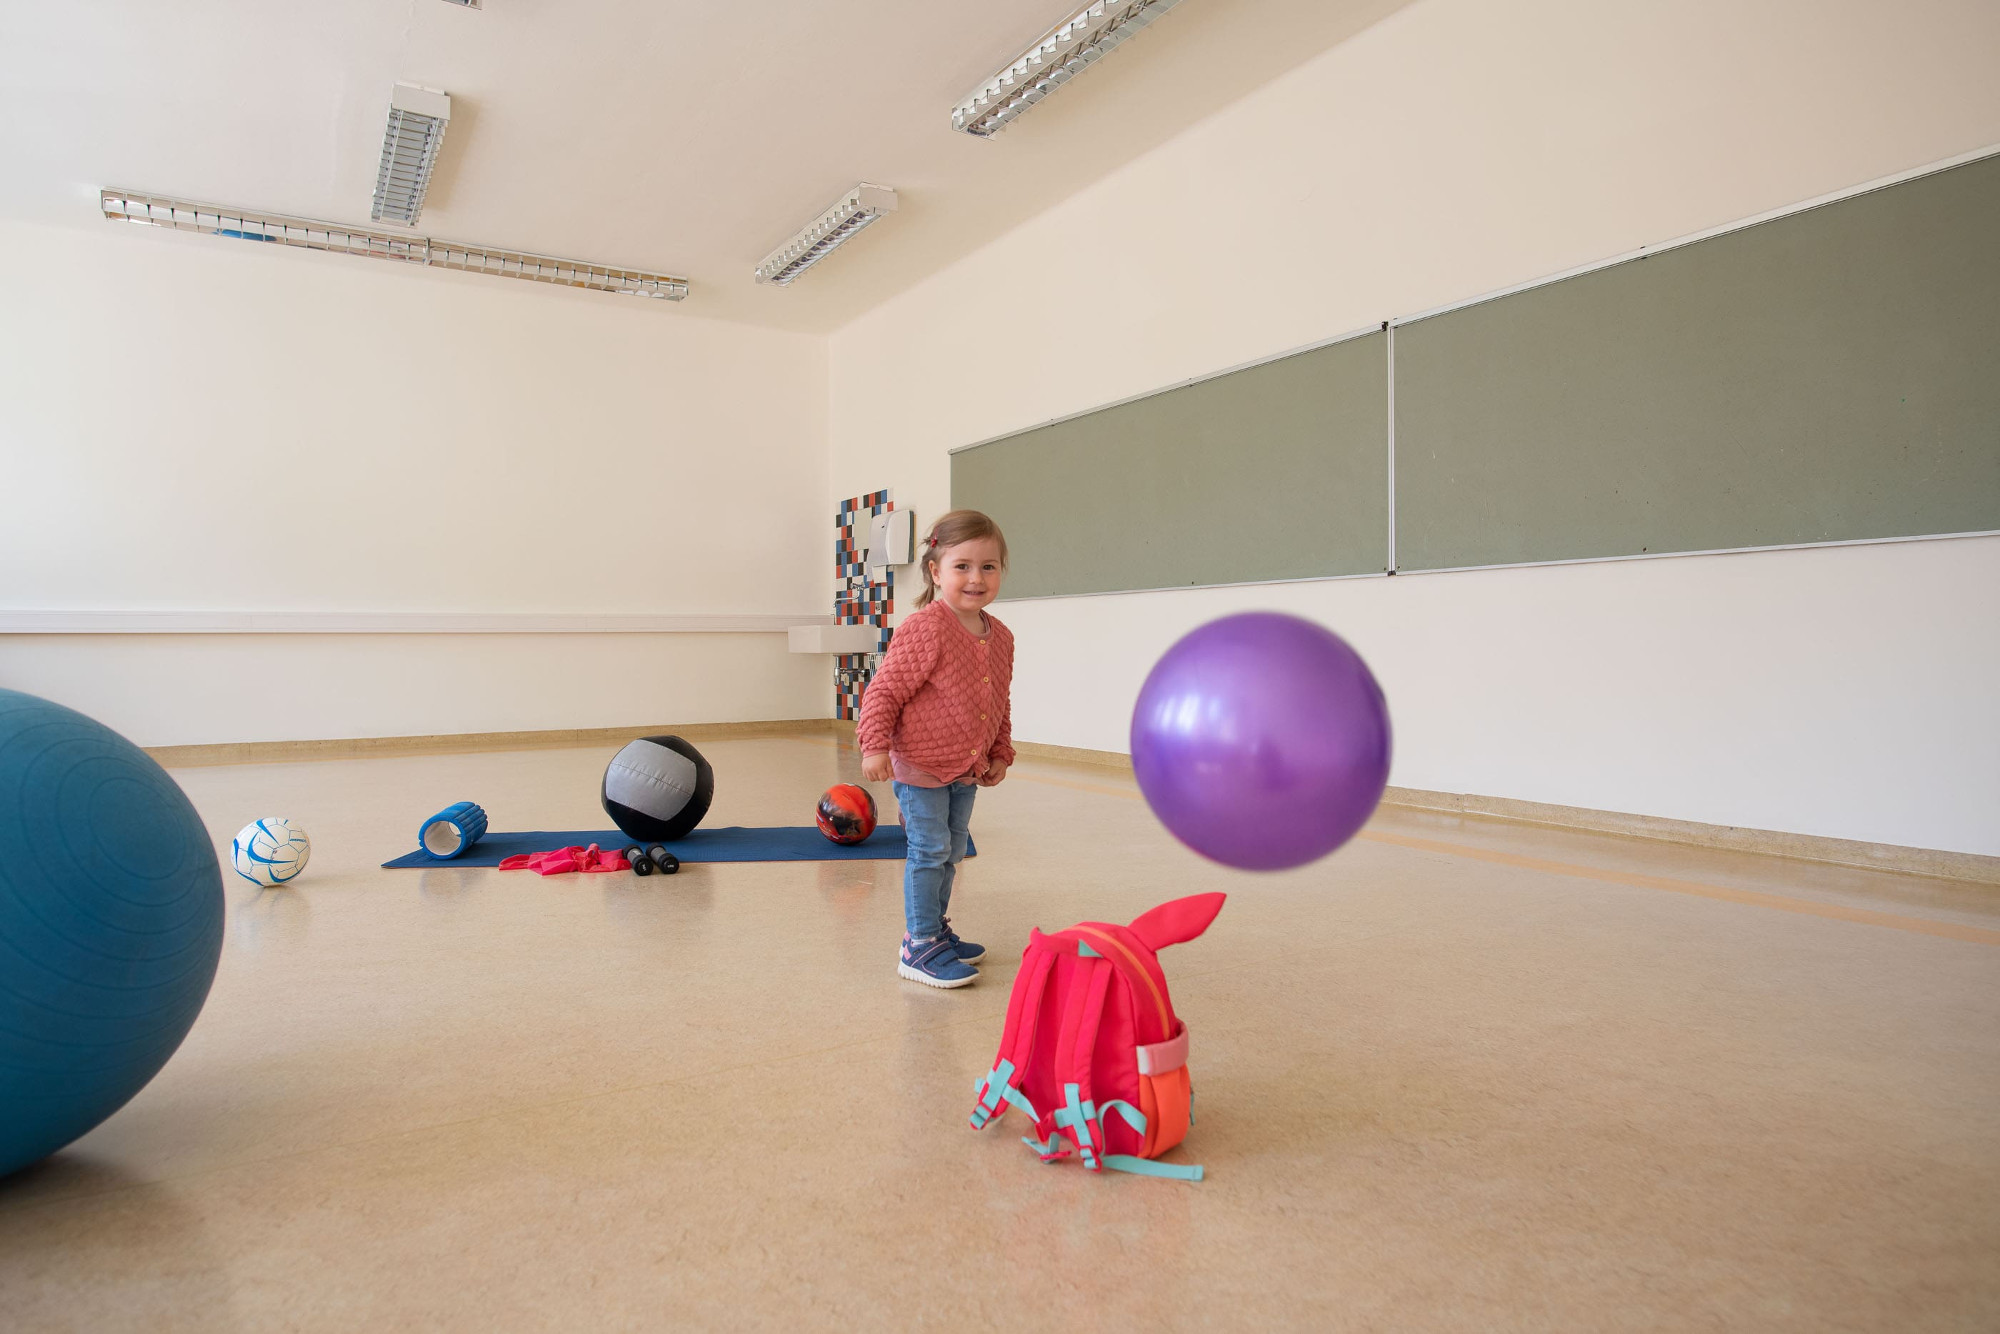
[895,780,977,940]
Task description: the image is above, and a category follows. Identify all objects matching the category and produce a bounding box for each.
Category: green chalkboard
[952,332,1387,598]
[1394,153,2000,570]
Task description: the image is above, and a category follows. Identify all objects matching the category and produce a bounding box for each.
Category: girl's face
[931,537,1005,619]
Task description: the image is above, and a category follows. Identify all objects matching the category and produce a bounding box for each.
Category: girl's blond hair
[915,510,1009,609]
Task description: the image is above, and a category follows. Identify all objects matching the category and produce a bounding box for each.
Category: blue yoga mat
[380,825,971,869]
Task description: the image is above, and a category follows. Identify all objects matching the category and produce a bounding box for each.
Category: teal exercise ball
[0,689,224,1178]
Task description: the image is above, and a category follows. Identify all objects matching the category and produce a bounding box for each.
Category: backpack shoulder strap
[1066,932,1206,1184]
[1047,957,1115,1170]
[1100,1154,1203,1181]
[970,939,1058,1130]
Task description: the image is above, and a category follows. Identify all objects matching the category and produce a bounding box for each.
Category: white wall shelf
[787,623,882,654]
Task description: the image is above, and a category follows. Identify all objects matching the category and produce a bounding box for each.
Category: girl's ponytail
[915,510,1010,609]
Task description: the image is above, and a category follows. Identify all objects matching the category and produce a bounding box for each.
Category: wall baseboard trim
[0,611,830,635]
[147,723,1998,884]
[1379,787,1999,886]
[148,719,837,767]
[835,726,1133,776]
[1008,740,1998,886]
[1011,738,1134,770]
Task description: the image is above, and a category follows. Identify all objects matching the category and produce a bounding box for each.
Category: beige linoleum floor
[2,735,1996,1332]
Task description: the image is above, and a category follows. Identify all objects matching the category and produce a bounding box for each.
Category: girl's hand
[861,752,893,783]
[978,760,1008,787]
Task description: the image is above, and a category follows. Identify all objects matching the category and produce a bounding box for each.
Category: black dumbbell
[647,845,680,875]
[624,847,653,876]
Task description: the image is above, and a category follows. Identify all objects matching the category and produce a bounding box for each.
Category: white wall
[0,219,831,744]
[828,0,2000,855]
[997,538,2000,858]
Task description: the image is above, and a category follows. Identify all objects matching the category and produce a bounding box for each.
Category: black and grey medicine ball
[602,735,714,843]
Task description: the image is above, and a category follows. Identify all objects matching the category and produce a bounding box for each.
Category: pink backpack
[970,892,1225,1182]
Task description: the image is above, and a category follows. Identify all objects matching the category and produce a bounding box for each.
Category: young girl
[856,510,1014,989]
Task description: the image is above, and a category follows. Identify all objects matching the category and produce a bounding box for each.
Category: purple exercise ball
[1130,612,1392,871]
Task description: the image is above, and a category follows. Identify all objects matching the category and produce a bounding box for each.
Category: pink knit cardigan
[856,601,1015,785]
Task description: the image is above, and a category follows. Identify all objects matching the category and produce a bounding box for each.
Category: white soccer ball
[231,818,312,887]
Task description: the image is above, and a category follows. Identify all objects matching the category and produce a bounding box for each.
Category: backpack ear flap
[1127,893,1226,952]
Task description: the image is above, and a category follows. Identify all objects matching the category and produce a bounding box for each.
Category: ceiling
[0,0,1408,332]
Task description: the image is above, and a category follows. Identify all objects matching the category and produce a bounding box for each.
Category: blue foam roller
[417,801,488,860]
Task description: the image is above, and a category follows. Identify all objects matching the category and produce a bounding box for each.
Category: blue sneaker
[941,917,985,965]
[900,933,978,989]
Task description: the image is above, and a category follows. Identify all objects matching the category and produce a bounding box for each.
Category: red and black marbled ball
[815,784,878,845]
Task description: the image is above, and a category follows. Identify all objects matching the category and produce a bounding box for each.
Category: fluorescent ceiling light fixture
[953,0,1185,137]
[102,190,689,301]
[373,83,451,225]
[754,184,898,287]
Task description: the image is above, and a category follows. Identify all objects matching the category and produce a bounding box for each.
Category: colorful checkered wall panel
[834,491,896,720]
